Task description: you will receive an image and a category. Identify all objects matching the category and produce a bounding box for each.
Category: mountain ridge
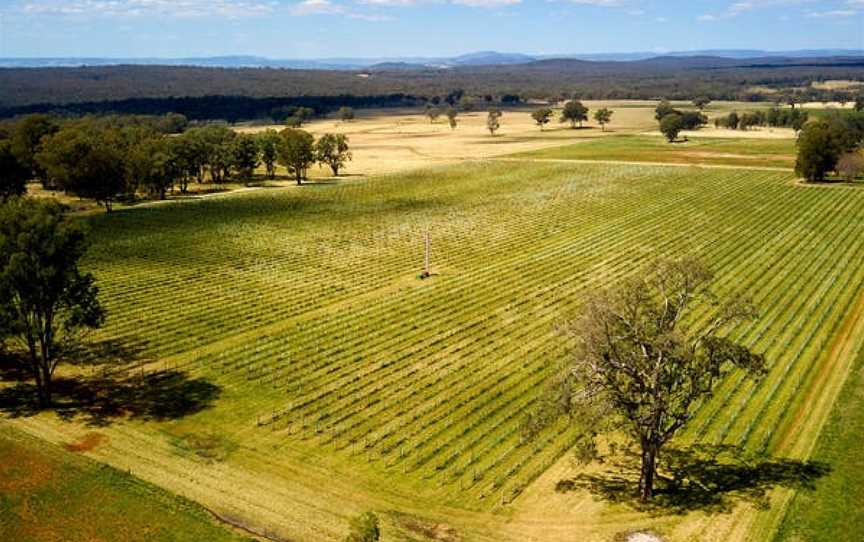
[2,49,862,70]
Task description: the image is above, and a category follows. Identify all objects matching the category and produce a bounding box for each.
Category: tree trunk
[40,365,53,407]
[639,443,658,502]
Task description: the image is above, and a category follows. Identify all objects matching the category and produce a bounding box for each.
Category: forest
[1,56,863,121]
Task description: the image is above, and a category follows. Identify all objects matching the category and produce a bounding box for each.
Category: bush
[345,512,380,542]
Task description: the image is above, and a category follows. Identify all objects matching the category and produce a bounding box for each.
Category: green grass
[76,159,864,508]
[9,157,864,540]
[509,134,797,168]
[774,349,864,541]
[0,426,251,542]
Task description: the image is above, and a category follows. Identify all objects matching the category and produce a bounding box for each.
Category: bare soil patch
[65,432,108,453]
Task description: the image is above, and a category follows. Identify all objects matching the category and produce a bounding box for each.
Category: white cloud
[697,0,831,22]
[18,0,277,18]
[566,0,627,5]
[806,8,858,16]
[452,0,520,6]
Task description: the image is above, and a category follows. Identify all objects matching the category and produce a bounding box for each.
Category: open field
[510,134,797,169]
[5,151,864,541]
[774,348,864,541]
[0,426,250,542]
[237,101,781,176]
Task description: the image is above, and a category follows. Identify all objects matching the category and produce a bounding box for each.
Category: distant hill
[1,49,861,70]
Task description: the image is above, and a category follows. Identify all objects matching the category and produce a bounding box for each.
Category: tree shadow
[555,444,830,515]
[0,340,221,427]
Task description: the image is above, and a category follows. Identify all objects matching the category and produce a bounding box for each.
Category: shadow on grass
[0,341,220,427]
[555,444,830,515]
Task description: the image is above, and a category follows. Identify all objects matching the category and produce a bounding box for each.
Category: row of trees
[0,114,353,211]
[530,102,615,132]
[714,108,809,131]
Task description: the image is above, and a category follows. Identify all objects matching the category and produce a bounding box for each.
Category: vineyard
[10,159,864,541]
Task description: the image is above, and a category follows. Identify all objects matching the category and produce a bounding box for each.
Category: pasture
[238,100,781,176]
[5,148,864,541]
[0,426,250,542]
[511,134,797,169]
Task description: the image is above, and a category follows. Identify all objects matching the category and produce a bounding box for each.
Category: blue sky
[0,0,861,58]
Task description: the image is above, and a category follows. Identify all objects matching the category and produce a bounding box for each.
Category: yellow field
[238,101,785,176]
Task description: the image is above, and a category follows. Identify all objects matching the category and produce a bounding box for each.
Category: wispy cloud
[697,0,831,22]
[806,8,858,17]
[452,0,521,6]
[18,0,278,18]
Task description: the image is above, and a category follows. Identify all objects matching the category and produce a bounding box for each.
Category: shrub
[345,512,380,542]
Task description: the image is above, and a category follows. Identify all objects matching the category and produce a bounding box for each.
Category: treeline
[0,113,352,211]
[1,59,863,122]
[0,94,419,123]
[714,108,809,131]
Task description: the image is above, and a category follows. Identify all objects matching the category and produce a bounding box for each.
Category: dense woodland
[1,56,863,121]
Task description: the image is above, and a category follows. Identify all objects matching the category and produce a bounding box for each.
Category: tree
[232,133,261,182]
[837,152,864,182]
[345,512,380,542]
[531,107,553,131]
[692,96,711,111]
[795,119,844,182]
[36,126,128,211]
[593,108,613,131]
[338,106,355,122]
[198,125,236,184]
[315,133,352,176]
[289,107,315,127]
[855,95,864,113]
[679,111,707,130]
[659,113,684,143]
[654,100,676,122]
[458,96,476,112]
[277,129,315,185]
[256,130,281,180]
[126,137,179,200]
[560,100,589,128]
[725,111,740,130]
[486,109,502,136]
[10,114,58,188]
[0,140,29,201]
[446,107,458,130]
[425,105,441,124]
[173,129,208,189]
[0,198,105,407]
[536,257,764,502]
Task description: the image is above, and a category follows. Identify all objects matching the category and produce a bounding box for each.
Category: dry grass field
[238,100,785,176]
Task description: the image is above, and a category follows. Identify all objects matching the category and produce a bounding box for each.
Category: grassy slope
[774,349,864,541]
[510,134,796,168]
[0,426,250,542]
